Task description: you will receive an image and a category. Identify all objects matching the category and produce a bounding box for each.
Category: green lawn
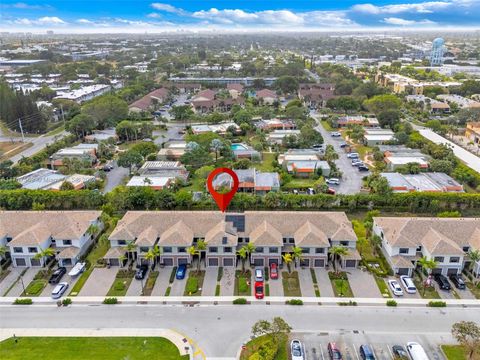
[320,120,334,131]
[441,345,468,360]
[253,152,276,172]
[0,337,188,360]
[21,279,47,297]
[412,274,441,299]
[374,276,392,298]
[143,271,159,296]
[281,271,302,297]
[184,270,205,296]
[240,334,288,360]
[466,281,480,299]
[106,270,134,297]
[328,272,354,297]
[282,178,318,189]
[234,270,251,296]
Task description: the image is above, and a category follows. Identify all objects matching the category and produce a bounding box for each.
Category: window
[282,238,287,244]
[178,247,186,253]
[6,236,12,243]
[450,257,460,263]
[399,248,409,254]
[289,239,295,244]
[139,247,149,253]
[63,240,72,246]
[118,240,126,245]
[340,241,349,246]
[255,247,264,253]
[315,248,325,254]
[163,247,172,253]
[245,238,250,243]
[30,258,41,266]
[238,238,243,244]
[462,246,470,253]
[434,256,444,263]
[416,246,422,252]
[224,247,232,253]
[28,247,37,253]
[209,247,218,253]
[301,247,310,254]
[269,247,278,253]
[13,247,23,253]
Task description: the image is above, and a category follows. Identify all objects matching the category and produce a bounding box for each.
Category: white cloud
[353,1,452,14]
[150,3,184,14]
[14,16,66,26]
[383,17,436,25]
[147,12,162,18]
[76,18,93,24]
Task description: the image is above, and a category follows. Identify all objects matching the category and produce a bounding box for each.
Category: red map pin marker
[207,168,239,212]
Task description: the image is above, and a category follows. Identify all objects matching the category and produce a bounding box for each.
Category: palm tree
[87,224,100,238]
[188,246,200,273]
[152,245,162,268]
[244,243,256,267]
[417,256,438,296]
[329,246,349,274]
[125,241,137,264]
[282,253,294,274]
[291,246,304,268]
[237,247,248,273]
[144,249,156,268]
[196,240,206,269]
[33,247,56,267]
[118,254,127,268]
[468,250,480,283]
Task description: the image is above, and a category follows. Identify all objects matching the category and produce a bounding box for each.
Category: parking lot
[295,331,446,360]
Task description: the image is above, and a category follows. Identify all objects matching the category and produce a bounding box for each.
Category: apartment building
[0,211,102,267]
[373,217,480,277]
[107,211,359,269]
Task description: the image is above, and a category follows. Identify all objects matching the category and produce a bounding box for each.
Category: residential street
[102,161,129,193]
[8,131,70,164]
[0,305,477,358]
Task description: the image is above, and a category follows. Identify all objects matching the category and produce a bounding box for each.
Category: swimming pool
[231,143,248,151]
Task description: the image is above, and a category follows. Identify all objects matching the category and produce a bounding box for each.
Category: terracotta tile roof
[256,89,277,98]
[294,221,329,247]
[57,246,80,259]
[129,88,169,111]
[204,221,237,246]
[249,221,283,245]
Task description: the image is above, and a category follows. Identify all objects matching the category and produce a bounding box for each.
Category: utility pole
[18,119,25,143]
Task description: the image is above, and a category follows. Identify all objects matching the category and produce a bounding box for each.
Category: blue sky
[1,0,479,33]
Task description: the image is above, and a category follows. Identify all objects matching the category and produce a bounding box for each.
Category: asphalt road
[7,131,70,164]
[312,115,365,194]
[102,161,129,193]
[0,305,476,358]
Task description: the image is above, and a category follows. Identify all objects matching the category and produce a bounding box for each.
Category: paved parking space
[347,270,381,298]
[268,277,283,296]
[40,270,82,297]
[386,276,420,299]
[0,268,21,296]
[220,267,234,296]
[151,269,171,296]
[78,267,117,296]
[169,270,188,296]
[315,269,334,297]
[297,331,446,360]
[126,271,147,296]
[5,268,37,297]
[201,268,218,296]
[454,286,476,299]
[298,268,315,297]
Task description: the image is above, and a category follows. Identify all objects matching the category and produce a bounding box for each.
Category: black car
[392,345,408,359]
[135,265,148,280]
[449,274,466,290]
[340,142,348,148]
[48,267,67,284]
[434,274,451,290]
[358,165,369,172]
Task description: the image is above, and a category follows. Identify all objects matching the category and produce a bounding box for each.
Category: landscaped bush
[103,297,118,304]
[233,298,248,304]
[13,298,32,305]
[217,267,223,282]
[185,277,198,295]
[338,301,357,306]
[386,300,397,307]
[238,276,248,293]
[62,298,72,306]
[264,266,269,281]
[286,299,303,305]
[215,284,220,296]
[117,269,135,278]
[428,300,447,307]
[169,267,177,284]
[165,286,171,296]
[310,268,318,284]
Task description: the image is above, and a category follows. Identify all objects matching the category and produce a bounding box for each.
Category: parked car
[330,132,341,137]
[352,160,363,166]
[406,342,429,360]
[449,274,466,290]
[347,152,359,158]
[340,142,348,148]
[400,275,417,294]
[326,178,340,185]
[51,282,69,299]
[392,345,408,359]
[359,345,376,360]
[307,188,316,195]
[312,144,323,150]
[176,264,187,280]
[48,267,67,284]
[358,165,370,172]
[434,274,451,290]
[326,187,336,195]
[68,262,86,277]
[135,265,148,280]
[291,340,305,360]
[388,279,404,296]
[255,268,264,282]
[292,189,299,195]
[254,281,264,299]
[270,263,278,280]
[328,342,343,360]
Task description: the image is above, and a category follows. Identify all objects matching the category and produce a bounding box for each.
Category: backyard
[0,337,188,360]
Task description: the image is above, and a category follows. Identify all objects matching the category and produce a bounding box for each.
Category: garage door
[314,259,325,267]
[109,259,120,266]
[163,258,174,266]
[268,259,279,265]
[178,258,188,265]
[397,268,410,275]
[208,258,219,267]
[300,259,310,267]
[447,268,459,275]
[15,258,26,267]
[431,268,442,275]
[253,258,264,266]
[345,260,357,268]
[223,258,234,267]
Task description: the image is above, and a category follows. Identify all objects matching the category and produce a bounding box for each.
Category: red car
[254,281,264,299]
[326,187,336,195]
[270,263,278,280]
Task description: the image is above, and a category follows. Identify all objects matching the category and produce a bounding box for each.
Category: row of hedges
[2,188,480,213]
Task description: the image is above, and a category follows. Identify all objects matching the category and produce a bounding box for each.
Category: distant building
[437,94,480,109]
[298,83,336,108]
[336,116,379,128]
[212,169,280,195]
[381,172,463,193]
[157,141,187,161]
[129,88,170,113]
[465,122,480,145]
[50,144,98,168]
[230,143,261,160]
[168,77,277,86]
[363,129,395,146]
[286,160,331,177]
[191,122,240,135]
[16,168,95,190]
[267,130,301,144]
[84,128,118,143]
[54,84,111,103]
[430,38,445,67]
[254,118,296,131]
[255,89,278,105]
[138,161,189,182]
[126,176,171,190]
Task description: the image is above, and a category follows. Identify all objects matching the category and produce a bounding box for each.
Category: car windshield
[255,285,263,292]
[333,350,342,359]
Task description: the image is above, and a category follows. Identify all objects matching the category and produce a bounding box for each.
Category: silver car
[291,339,304,360]
[51,282,69,299]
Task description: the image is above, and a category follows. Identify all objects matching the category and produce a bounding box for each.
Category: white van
[400,275,417,294]
[407,342,429,360]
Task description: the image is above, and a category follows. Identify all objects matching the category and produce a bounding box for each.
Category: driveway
[0,269,21,296]
[315,268,334,297]
[347,269,381,298]
[220,267,234,296]
[151,269,171,296]
[40,271,82,297]
[169,270,187,296]
[312,113,364,194]
[102,161,129,193]
[297,268,315,297]
[126,271,147,296]
[4,268,37,297]
[201,268,218,296]
[268,277,283,296]
[78,267,117,296]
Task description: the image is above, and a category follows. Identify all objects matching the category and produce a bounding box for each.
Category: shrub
[286,299,303,305]
[428,300,447,307]
[215,284,220,296]
[264,266,269,281]
[233,298,247,305]
[117,269,135,278]
[13,298,32,305]
[185,277,198,295]
[386,300,397,307]
[338,301,357,306]
[165,286,171,296]
[310,268,318,284]
[103,297,118,304]
[217,267,223,282]
[62,298,72,306]
[169,267,177,284]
